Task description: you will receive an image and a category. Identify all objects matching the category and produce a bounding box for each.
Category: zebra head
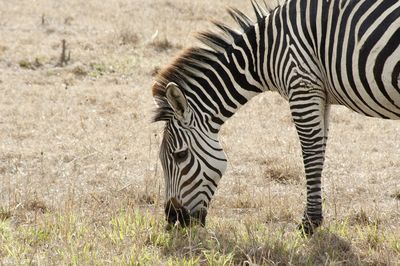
[153,82,227,227]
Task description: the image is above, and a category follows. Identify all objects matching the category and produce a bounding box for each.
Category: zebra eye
[173,149,188,162]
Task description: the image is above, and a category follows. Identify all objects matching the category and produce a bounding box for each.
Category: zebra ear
[165,82,189,121]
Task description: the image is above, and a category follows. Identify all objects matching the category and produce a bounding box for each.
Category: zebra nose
[191,208,207,227]
[165,198,190,227]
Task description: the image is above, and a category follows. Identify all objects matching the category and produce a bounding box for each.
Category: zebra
[152,0,400,235]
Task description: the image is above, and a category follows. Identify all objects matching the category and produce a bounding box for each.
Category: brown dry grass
[0,0,399,264]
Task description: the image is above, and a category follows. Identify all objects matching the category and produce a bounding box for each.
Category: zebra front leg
[290,94,329,236]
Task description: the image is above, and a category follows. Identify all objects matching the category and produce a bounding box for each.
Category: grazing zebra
[152,0,400,235]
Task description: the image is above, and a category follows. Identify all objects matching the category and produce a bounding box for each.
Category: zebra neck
[204,13,283,128]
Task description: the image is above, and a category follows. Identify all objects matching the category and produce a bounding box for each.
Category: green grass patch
[0,209,399,265]
[18,56,47,70]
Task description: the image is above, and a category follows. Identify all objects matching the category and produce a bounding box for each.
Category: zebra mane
[152,0,279,122]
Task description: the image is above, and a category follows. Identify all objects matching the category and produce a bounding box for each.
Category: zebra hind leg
[298,210,324,236]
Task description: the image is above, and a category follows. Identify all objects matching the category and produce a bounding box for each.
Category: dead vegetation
[349,208,380,226]
[150,38,178,52]
[0,208,11,221]
[263,158,302,184]
[0,0,399,264]
[119,30,140,46]
[391,191,400,200]
[57,39,70,67]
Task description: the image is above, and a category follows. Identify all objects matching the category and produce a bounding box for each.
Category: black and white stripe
[153,0,400,233]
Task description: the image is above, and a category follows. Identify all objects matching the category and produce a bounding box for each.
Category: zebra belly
[327,15,400,118]
[329,61,400,120]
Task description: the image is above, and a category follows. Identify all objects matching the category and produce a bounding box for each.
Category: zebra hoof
[297,217,323,236]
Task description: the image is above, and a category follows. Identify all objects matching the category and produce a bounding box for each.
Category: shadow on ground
[161,223,362,265]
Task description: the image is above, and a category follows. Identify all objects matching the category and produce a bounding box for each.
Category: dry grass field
[0,0,399,265]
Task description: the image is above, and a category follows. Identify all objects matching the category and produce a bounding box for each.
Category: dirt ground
[0,0,399,264]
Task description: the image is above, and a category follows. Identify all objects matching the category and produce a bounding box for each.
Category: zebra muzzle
[165,198,191,228]
[190,208,207,227]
